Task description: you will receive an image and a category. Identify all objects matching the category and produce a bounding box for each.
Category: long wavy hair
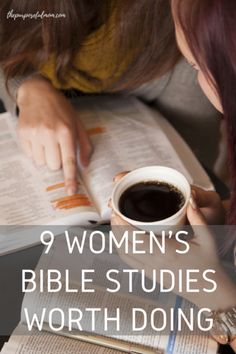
[0,0,180,91]
[173,0,236,256]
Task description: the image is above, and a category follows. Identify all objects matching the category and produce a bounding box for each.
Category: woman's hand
[17,76,92,195]
[113,173,226,225]
[191,186,226,224]
[110,181,235,310]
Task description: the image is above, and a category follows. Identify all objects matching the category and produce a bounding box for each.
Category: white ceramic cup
[111,166,191,233]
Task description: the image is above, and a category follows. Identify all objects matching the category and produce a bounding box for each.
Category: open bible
[0,95,213,254]
[1,231,218,354]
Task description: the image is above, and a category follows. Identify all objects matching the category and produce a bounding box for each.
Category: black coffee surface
[119,181,185,222]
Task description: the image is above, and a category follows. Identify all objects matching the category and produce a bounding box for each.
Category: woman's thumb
[188,192,207,225]
[187,193,214,248]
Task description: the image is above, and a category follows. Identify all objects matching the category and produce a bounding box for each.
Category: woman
[112,0,236,351]
[0,0,219,195]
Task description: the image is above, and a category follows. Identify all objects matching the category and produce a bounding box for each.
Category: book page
[0,113,100,226]
[75,97,213,220]
[0,96,213,255]
[20,261,172,351]
[0,96,213,225]
[20,232,217,354]
[1,324,122,353]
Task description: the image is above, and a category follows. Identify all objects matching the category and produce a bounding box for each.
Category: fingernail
[190,194,197,210]
[67,187,76,196]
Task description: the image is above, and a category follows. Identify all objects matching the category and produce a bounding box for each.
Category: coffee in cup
[111,166,191,233]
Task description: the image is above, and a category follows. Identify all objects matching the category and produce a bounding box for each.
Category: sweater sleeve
[0,67,26,116]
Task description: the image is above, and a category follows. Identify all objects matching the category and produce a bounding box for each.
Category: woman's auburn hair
[0,0,180,91]
[174,0,236,251]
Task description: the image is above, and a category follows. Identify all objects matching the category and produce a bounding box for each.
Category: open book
[1,231,218,354]
[0,95,213,255]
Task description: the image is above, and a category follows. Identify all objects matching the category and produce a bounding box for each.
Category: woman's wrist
[17,75,53,106]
